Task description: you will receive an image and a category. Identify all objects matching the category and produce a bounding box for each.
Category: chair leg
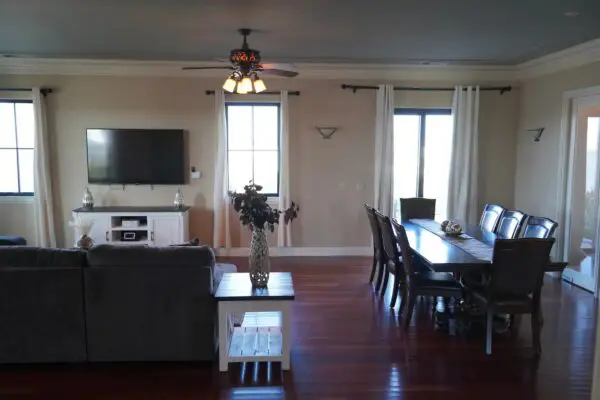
[380,269,390,296]
[375,260,385,291]
[403,291,417,330]
[390,274,400,308]
[532,309,542,356]
[369,254,377,283]
[398,285,408,316]
[486,309,493,355]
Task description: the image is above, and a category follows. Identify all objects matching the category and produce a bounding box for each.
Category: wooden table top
[214,272,295,301]
[401,219,567,273]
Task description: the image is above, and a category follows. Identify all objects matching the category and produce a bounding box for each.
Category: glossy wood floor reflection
[0,257,595,399]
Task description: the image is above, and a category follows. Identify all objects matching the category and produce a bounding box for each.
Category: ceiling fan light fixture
[253,76,267,93]
[222,76,237,93]
[237,76,253,94]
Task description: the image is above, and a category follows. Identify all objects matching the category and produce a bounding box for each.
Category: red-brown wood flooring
[0,256,595,399]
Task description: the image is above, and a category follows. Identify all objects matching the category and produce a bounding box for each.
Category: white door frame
[556,85,600,296]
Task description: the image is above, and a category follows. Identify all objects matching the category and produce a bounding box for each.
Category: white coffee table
[213,272,295,372]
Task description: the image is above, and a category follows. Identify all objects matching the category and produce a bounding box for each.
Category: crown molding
[0,57,516,82]
[2,37,600,82]
[517,38,600,79]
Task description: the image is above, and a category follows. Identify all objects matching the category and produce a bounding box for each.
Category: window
[226,102,280,196]
[0,100,35,196]
[393,108,453,220]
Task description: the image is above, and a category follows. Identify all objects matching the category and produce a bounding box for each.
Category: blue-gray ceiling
[1,0,599,65]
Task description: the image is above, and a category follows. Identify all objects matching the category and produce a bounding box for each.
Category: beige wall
[516,62,600,221]
[0,200,36,244]
[0,74,519,248]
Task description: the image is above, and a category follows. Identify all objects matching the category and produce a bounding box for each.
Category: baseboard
[216,246,372,257]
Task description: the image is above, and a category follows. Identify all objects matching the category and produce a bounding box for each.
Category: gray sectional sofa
[0,244,217,363]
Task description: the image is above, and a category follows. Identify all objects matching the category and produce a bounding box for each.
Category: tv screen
[86,129,185,184]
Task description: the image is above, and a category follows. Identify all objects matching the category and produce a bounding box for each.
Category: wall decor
[316,126,339,139]
[527,128,545,142]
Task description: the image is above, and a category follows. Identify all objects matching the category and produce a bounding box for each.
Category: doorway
[560,90,600,294]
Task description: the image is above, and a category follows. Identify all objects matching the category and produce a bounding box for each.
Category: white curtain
[447,86,480,225]
[374,85,395,216]
[212,90,231,249]
[32,88,57,247]
[277,90,292,246]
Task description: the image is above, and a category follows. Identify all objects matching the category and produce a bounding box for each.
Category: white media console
[72,206,190,247]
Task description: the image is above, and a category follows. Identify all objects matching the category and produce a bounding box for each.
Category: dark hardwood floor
[0,257,595,399]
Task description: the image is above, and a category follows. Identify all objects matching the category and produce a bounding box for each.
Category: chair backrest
[399,198,436,220]
[522,216,558,239]
[489,238,555,297]
[391,221,417,279]
[479,204,505,233]
[374,211,402,265]
[495,210,527,239]
[364,204,384,254]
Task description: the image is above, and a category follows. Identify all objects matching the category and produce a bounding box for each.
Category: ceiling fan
[182,28,298,94]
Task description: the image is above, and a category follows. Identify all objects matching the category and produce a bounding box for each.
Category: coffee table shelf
[228,326,283,361]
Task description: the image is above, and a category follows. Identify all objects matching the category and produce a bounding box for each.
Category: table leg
[281,302,291,370]
[218,302,230,372]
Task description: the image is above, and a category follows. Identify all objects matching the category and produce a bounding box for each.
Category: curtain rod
[0,87,54,96]
[205,90,300,96]
[340,84,511,94]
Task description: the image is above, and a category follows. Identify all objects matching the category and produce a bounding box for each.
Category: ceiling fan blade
[258,63,299,78]
[181,66,233,71]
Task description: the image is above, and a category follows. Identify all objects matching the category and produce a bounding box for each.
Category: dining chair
[364,204,387,290]
[520,216,558,327]
[479,204,505,233]
[522,216,558,239]
[495,210,527,239]
[394,221,463,329]
[472,238,555,355]
[399,198,436,220]
[375,212,406,309]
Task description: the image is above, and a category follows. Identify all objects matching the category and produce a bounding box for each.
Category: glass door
[393,109,453,220]
[563,98,600,293]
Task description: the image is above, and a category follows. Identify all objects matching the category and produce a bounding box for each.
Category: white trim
[0,57,515,82]
[216,246,372,257]
[556,85,600,261]
[518,38,600,79]
[2,38,600,82]
[593,308,600,399]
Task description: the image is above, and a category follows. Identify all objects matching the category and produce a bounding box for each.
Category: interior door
[562,95,600,293]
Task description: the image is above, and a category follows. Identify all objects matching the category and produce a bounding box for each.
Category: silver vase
[174,188,184,209]
[249,228,270,287]
[82,187,94,209]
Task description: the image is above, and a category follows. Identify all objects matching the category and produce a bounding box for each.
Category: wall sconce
[527,128,545,142]
[316,126,339,139]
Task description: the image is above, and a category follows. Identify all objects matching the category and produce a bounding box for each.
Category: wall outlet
[191,171,202,179]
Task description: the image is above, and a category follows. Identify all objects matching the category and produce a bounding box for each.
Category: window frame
[0,99,34,197]
[225,101,281,198]
[394,108,452,197]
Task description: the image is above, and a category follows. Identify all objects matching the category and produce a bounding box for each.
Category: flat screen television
[86,128,186,184]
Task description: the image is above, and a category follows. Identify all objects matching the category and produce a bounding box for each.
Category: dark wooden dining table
[401,219,567,274]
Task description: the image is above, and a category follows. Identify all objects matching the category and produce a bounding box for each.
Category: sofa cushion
[86,244,215,267]
[0,236,27,246]
[0,247,87,267]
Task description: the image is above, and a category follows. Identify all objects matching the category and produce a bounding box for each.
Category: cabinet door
[75,214,109,245]
[151,217,181,246]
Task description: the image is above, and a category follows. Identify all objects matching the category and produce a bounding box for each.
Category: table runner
[409,219,493,261]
